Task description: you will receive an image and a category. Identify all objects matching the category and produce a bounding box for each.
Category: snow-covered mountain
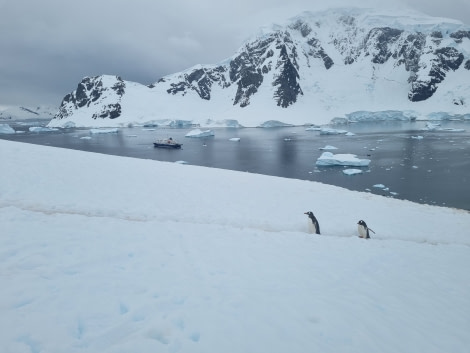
[0,105,57,121]
[48,7,470,128]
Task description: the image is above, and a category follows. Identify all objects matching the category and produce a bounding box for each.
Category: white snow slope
[1,139,470,353]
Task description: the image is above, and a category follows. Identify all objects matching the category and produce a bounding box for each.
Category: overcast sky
[1,0,469,108]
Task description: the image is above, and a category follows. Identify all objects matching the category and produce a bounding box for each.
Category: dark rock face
[290,19,313,37]
[396,33,427,72]
[230,35,277,107]
[450,30,470,42]
[272,44,303,107]
[307,38,334,69]
[365,27,404,64]
[465,59,470,70]
[409,47,464,102]
[164,29,307,108]
[166,66,228,100]
[53,10,470,123]
[92,103,122,119]
[230,51,265,107]
[56,76,125,120]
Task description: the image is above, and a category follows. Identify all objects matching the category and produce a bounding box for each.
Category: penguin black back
[304,211,320,234]
[357,220,370,239]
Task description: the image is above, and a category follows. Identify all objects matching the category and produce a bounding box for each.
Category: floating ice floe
[343,168,363,175]
[423,123,465,132]
[440,128,465,132]
[424,122,440,130]
[185,129,215,138]
[258,120,294,128]
[305,126,321,131]
[373,184,386,189]
[229,138,240,142]
[345,132,355,136]
[316,152,371,167]
[80,136,92,140]
[89,128,119,134]
[411,135,424,139]
[0,124,15,134]
[319,145,338,150]
[29,126,59,132]
[319,128,349,135]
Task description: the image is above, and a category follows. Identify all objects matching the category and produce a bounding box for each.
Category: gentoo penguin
[357,220,375,239]
[304,211,321,234]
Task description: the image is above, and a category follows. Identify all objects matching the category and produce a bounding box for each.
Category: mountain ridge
[48,7,470,128]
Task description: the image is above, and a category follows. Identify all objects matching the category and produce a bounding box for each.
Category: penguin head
[304,211,315,220]
[358,220,367,227]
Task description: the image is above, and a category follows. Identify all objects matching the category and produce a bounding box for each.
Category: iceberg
[258,120,294,128]
[319,128,348,135]
[29,126,59,132]
[305,126,321,131]
[89,128,119,134]
[0,124,15,134]
[423,122,441,130]
[205,119,243,128]
[319,128,347,135]
[343,168,363,175]
[319,145,338,150]
[229,137,241,142]
[185,129,215,138]
[423,123,465,132]
[345,110,416,122]
[316,152,371,167]
[426,112,470,121]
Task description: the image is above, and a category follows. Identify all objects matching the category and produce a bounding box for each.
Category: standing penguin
[357,220,375,239]
[304,211,321,234]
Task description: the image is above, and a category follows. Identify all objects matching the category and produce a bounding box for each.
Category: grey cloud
[1,0,469,107]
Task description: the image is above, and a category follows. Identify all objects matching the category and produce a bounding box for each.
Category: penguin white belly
[358,224,368,238]
[308,221,317,234]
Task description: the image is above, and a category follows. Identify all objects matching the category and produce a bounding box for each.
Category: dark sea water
[2,119,470,211]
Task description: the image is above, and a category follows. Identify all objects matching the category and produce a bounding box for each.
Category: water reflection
[1,120,469,210]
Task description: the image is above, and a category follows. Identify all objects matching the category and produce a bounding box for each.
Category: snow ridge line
[0,202,149,223]
[2,201,469,248]
[0,202,291,233]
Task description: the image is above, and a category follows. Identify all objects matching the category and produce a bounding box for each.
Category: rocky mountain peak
[50,8,470,128]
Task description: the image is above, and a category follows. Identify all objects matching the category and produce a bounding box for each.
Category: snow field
[1,139,470,352]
